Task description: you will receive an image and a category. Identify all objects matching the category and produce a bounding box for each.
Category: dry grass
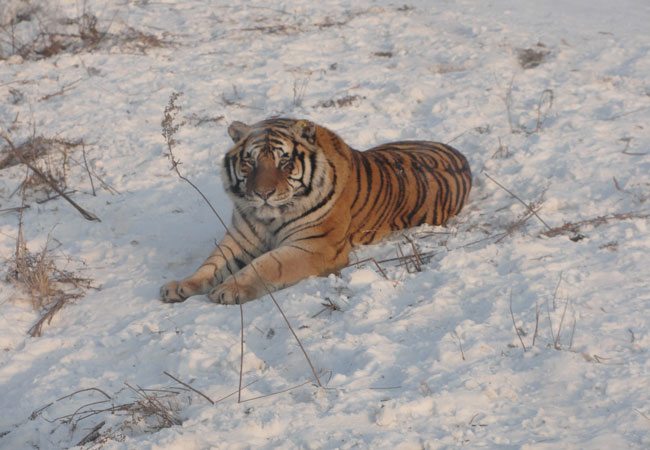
[0,2,169,61]
[7,223,94,337]
[540,211,650,239]
[4,161,95,337]
[311,297,343,318]
[318,94,363,108]
[1,136,77,195]
[517,43,551,69]
[506,273,580,354]
[40,383,186,448]
[235,8,382,36]
[502,76,554,135]
[1,132,102,220]
[10,230,58,311]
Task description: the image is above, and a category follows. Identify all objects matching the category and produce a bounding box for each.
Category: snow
[1,0,649,448]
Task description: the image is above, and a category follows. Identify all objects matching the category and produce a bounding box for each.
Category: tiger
[160,118,472,305]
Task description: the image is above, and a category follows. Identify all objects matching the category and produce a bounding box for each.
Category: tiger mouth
[245,194,293,208]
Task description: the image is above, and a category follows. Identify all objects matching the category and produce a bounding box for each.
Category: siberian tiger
[161,118,472,305]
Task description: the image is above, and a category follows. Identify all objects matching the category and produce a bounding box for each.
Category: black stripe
[351,153,374,220]
[276,167,337,233]
[349,151,363,212]
[287,244,315,254]
[290,229,332,242]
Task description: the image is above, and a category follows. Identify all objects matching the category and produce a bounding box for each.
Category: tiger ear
[228,121,250,143]
[294,120,317,144]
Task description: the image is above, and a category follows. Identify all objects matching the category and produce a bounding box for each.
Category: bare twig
[240,379,314,403]
[28,295,78,337]
[213,379,261,405]
[39,77,82,101]
[404,235,423,272]
[348,257,390,280]
[57,387,112,402]
[628,328,636,343]
[163,371,214,405]
[81,141,96,196]
[292,72,311,107]
[124,382,181,427]
[603,106,650,122]
[36,189,77,204]
[568,317,577,350]
[554,297,571,349]
[541,211,650,238]
[66,153,120,195]
[503,75,518,134]
[532,300,540,347]
[484,172,551,231]
[546,273,562,344]
[311,297,341,318]
[619,137,646,156]
[266,293,322,386]
[494,209,536,243]
[14,181,27,280]
[1,132,100,222]
[452,331,466,361]
[635,409,650,423]
[501,75,553,134]
[76,420,104,446]
[0,205,29,215]
[530,89,554,134]
[240,371,330,403]
[238,303,244,403]
[509,290,527,352]
[396,244,413,273]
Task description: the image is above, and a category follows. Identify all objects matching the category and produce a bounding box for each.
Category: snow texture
[1,0,649,448]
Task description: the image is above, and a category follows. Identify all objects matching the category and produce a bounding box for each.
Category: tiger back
[160,119,471,305]
[347,141,471,246]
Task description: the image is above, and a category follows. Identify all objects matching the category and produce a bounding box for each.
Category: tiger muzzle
[247,157,283,202]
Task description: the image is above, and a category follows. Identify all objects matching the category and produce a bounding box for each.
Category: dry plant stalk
[546,273,562,345]
[452,330,466,361]
[345,238,434,283]
[502,75,554,135]
[484,172,551,232]
[509,289,528,352]
[124,383,182,428]
[532,300,540,347]
[541,210,650,238]
[163,371,214,405]
[404,235,423,272]
[311,297,342,318]
[161,92,323,396]
[0,6,166,61]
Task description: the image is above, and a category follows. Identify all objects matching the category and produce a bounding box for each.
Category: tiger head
[222,118,332,221]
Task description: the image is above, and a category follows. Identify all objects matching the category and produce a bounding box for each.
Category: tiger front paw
[208,282,248,305]
[160,280,188,303]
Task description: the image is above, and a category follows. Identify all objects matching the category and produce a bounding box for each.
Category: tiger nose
[255,188,275,200]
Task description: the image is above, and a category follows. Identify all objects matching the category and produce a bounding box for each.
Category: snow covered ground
[1,0,649,448]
